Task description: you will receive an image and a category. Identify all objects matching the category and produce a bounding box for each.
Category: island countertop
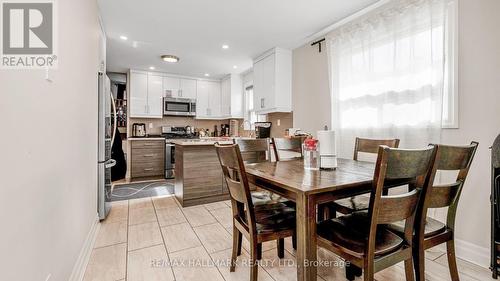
[171,137,256,146]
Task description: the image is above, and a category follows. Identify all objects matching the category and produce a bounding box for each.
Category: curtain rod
[311,38,326,52]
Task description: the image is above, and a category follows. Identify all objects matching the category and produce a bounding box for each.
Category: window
[243,85,266,130]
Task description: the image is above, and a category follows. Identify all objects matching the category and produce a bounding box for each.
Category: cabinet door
[147,74,164,117]
[208,81,221,117]
[163,76,180,98]
[253,59,264,111]
[129,72,148,117]
[196,80,210,118]
[262,54,275,110]
[220,78,231,117]
[180,78,197,99]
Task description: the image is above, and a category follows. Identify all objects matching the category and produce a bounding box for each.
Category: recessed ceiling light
[233,65,238,69]
[149,66,155,70]
[222,44,229,49]
[120,35,128,40]
[161,55,180,63]
[204,73,210,77]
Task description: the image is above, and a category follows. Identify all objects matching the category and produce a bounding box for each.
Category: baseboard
[455,238,490,269]
[68,214,100,281]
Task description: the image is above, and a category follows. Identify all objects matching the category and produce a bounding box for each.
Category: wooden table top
[245,158,375,195]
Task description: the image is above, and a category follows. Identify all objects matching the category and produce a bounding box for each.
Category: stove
[162,126,199,179]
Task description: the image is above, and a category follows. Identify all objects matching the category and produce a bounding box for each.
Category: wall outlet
[148,123,153,129]
[277,119,281,126]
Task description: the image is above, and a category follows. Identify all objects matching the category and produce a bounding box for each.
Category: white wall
[292,43,331,136]
[291,0,500,267]
[0,0,100,280]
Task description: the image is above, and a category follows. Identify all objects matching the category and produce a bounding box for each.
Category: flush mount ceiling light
[149,66,155,70]
[204,73,210,77]
[161,55,180,63]
[119,35,128,40]
[222,44,229,49]
[233,65,238,69]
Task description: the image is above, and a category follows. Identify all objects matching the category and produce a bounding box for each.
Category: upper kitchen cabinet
[221,74,244,118]
[129,70,163,118]
[253,47,292,114]
[163,76,197,99]
[196,80,222,119]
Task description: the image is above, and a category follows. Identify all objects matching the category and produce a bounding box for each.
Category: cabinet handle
[179,90,183,97]
[143,154,156,157]
[143,168,154,171]
[144,105,147,113]
[261,98,264,108]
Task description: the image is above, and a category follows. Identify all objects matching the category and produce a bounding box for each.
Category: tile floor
[83,195,493,281]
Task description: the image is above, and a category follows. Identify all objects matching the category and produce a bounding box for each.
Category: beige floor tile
[209,207,233,228]
[94,220,127,248]
[83,243,127,281]
[127,245,175,281]
[193,223,233,254]
[152,195,179,209]
[169,246,225,281]
[129,197,153,209]
[128,222,163,251]
[161,222,201,253]
[423,258,477,281]
[182,206,217,227]
[104,200,128,223]
[435,254,493,281]
[426,247,446,261]
[259,249,297,281]
[204,201,229,211]
[243,238,277,254]
[156,206,187,227]
[315,248,347,281]
[129,206,157,226]
[374,262,406,281]
[210,248,274,281]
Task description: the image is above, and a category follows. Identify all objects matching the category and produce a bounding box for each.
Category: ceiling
[99,0,379,79]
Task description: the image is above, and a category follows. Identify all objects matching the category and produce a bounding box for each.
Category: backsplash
[128,116,239,136]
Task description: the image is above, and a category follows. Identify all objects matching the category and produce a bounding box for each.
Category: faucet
[241,120,255,138]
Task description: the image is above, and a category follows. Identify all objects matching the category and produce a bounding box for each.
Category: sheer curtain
[327,0,450,158]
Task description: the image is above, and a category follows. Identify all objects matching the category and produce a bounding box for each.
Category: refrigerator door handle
[110,91,117,146]
[105,159,116,168]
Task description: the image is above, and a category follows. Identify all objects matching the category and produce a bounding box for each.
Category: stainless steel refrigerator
[97,72,117,220]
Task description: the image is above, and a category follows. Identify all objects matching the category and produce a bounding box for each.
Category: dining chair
[388,142,478,281]
[215,143,296,281]
[316,145,436,281]
[234,138,271,164]
[318,137,400,220]
[272,137,305,161]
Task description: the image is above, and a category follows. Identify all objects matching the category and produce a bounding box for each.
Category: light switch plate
[149,123,153,129]
[277,119,281,126]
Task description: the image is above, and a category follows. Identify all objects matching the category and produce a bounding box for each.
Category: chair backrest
[215,143,257,234]
[272,137,304,161]
[354,137,400,161]
[417,142,478,232]
[366,145,436,255]
[234,138,270,164]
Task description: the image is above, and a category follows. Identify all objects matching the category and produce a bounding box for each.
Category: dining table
[245,158,376,281]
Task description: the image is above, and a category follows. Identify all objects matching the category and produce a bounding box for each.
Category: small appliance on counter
[132,123,146,137]
[229,119,239,137]
[220,124,230,137]
[317,130,337,170]
[254,122,272,139]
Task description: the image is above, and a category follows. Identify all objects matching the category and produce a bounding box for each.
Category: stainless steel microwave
[163,97,196,116]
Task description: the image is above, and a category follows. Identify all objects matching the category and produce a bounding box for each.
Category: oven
[165,142,175,179]
[163,97,196,116]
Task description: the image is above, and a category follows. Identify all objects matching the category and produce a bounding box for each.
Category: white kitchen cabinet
[253,47,292,114]
[196,80,222,119]
[179,78,197,99]
[162,76,180,97]
[129,71,148,117]
[129,70,163,118]
[221,74,244,118]
[147,73,164,117]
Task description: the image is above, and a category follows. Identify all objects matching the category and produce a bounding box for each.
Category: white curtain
[327,0,451,158]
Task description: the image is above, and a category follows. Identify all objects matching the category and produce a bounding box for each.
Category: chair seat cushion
[317,212,404,257]
[332,195,370,214]
[387,217,447,238]
[254,201,295,234]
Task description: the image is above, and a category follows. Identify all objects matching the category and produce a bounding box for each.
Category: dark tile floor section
[110,182,174,201]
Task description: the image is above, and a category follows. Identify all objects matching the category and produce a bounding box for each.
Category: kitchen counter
[128,137,165,141]
[171,137,255,146]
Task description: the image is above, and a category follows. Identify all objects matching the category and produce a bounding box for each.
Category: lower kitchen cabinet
[130,140,165,178]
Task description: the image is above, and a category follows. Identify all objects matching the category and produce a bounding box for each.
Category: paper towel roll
[317,130,337,169]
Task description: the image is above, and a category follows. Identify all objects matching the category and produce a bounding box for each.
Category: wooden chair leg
[277,238,285,258]
[413,243,425,281]
[236,231,242,256]
[250,242,259,281]
[317,204,325,222]
[257,243,262,260]
[446,240,460,281]
[230,227,239,272]
[404,258,415,281]
[363,261,374,281]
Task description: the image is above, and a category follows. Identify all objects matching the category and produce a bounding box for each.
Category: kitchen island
[173,138,234,207]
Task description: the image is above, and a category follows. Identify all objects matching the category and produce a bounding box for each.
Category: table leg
[296,192,317,281]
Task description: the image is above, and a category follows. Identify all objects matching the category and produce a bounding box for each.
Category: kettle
[132,123,146,137]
